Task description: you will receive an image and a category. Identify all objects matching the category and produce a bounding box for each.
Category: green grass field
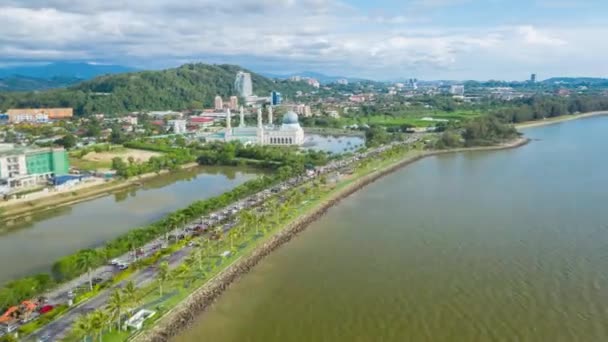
[341,110,483,127]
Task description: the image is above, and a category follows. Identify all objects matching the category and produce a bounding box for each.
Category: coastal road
[30,246,193,341]
[26,137,423,341]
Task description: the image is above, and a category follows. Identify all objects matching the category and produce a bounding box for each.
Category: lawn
[69,147,163,171]
[341,110,483,127]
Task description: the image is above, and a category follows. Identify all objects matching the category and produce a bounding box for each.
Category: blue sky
[0,0,606,80]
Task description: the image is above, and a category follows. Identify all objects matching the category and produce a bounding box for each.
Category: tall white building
[214,95,224,110]
[169,120,187,134]
[235,71,253,98]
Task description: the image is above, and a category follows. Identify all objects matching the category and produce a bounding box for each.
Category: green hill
[0,64,313,115]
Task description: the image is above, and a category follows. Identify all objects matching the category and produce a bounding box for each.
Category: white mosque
[207,106,305,146]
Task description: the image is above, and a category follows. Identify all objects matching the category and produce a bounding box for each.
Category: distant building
[450,85,465,97]
[530,73,537,83]
[290,76,302,82]
[235,71,253,98]
[189,116,215,128]
[337,79,349,85]
[214,95,224,110]
[307,79,320,88]
[121,116,138,125]
[7,108,73,123]
[229,96,239,110]
[296,104,312,117]
[0,145,69,192]
[271,91,282,106]
[169,120,187,134]
[409,79,418,90]
[145,111,183,118]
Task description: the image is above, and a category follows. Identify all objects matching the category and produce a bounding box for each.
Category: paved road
[27,138,422,341]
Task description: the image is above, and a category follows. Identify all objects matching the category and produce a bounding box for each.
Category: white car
[109,259,121,266]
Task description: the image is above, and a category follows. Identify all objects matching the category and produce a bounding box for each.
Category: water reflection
[0,166,261,284]
[302,134,365,154]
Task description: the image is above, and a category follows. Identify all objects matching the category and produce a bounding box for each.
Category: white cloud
[516,26,566,47]
[0,0,604,79]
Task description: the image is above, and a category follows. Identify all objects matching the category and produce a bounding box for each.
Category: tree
[123,281,139,309]
[55,134,77,149]
[90,310,108,342]
[157,261,170,296]
[76,249,97,291]
[73,313,92,342]
[107,289,123,331]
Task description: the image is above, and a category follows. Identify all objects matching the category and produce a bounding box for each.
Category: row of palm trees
[72,281,139,342]
[67,180,325,342]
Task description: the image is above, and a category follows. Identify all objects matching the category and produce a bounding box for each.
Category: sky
[0,0,607,80]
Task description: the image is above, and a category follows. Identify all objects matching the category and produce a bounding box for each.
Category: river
[174,115,608,342]
[0,166,260,285]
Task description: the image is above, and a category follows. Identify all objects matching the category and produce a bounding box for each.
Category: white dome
[282,111,299,124]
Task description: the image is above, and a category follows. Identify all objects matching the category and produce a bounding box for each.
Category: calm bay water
[0,166,259,284]
[175,115,608,342]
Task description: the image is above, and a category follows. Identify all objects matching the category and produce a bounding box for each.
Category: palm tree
[90,310,108,342]
[127,238,138,263]
[172,263,190,282]
[157,261,170,296]
[76,249,97,291]
[187,249,203,273]
[123,281,140,310]
[166,214,183,243]
[73,313,93,342]
[107,289,123,332]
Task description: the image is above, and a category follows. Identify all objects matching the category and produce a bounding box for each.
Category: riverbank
[134,137,529,342]
[0,162,200,223]
[515,111,608,129]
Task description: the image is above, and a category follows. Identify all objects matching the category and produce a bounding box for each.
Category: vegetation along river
[0,166,261,285]
[175,116,608,342]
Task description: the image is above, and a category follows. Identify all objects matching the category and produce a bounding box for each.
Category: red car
[39,305,53,314]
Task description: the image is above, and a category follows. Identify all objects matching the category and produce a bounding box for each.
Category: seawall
[133,137,530,342]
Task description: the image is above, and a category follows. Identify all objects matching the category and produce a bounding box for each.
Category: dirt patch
[82,148,162,164]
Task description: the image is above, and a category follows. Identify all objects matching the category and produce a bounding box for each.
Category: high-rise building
[337,79,349,85]
[229,96,239,110]
[235,71,253,98]
[271,91,282,106]
[530,74,537,83]
[214,95,224,110]
[450,85,465,97]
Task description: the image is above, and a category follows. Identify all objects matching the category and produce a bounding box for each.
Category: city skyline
[0,0,607,80]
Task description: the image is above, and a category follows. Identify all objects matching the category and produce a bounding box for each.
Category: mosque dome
[282,111,299,125]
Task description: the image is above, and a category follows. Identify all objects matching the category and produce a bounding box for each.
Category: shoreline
[0,162,200,223]
[133,137,529,342]
[515,111,608,129]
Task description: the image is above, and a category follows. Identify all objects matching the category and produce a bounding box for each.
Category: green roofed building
[0,144,69,193]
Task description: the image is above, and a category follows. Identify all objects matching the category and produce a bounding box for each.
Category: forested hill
[0,64,314,116]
